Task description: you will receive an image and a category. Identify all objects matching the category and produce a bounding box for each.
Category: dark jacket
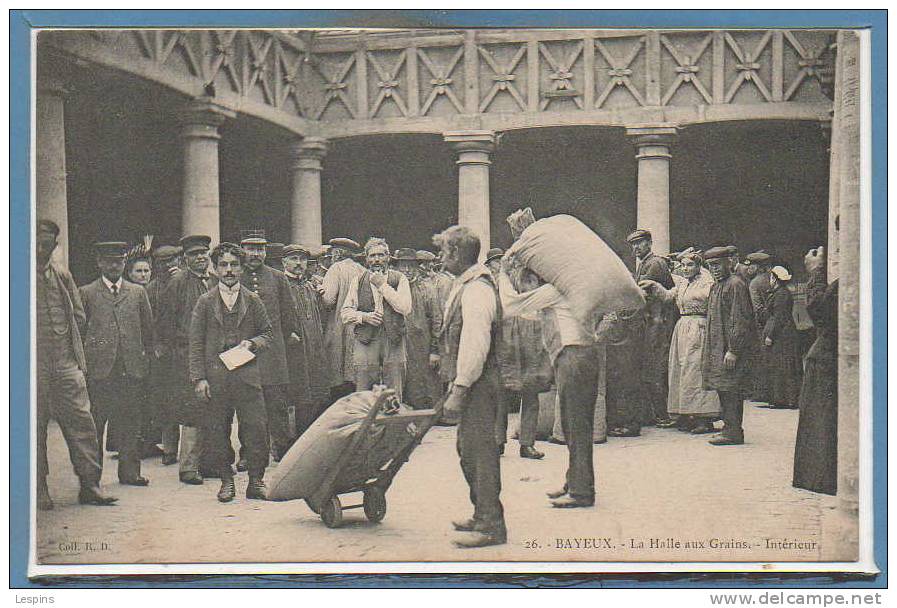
[79,278,154,380]
[241,264,296,386]
[188,285,273,389]
[40,262,88,371]
[158,269,218,381]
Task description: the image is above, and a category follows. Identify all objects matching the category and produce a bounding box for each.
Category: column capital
[290,137,329,171]
[444,130,495,165]
[626,124,678,145]
[627,124,677,160]
[180,96,236,139]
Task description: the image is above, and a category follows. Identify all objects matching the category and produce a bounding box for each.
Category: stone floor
[35,403,845,565]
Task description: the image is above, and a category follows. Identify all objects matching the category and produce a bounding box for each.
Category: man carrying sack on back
[498,209,645,509]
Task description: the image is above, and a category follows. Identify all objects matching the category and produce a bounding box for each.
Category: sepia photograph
[19,13,881,582]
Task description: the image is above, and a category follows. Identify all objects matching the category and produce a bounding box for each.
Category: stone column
[36,77,69,266]
[289,137,328,248]
[444,130,495,260]
[835,29,862,561]
[180,97,235,244]
[626,125,677,256]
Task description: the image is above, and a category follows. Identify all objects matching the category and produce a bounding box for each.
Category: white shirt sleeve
[497,272,564,318]
[340,276,364,325]
[379,272,412,316]
[453,280,497,388]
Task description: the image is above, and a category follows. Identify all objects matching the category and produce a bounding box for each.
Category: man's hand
[364,311,383,326]
[154,344,168,359]
[805,246,825,274]
[638,279,658,296]
[239,339,255,352]
[724,351,738,370]
[168,266,179,277]
[194,379,211,401]
[442,385,469,417]
[429,353,441,371]
[764,337,773,347]
[370,271,387,288]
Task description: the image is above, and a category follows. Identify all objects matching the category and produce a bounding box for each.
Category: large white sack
[267,391,379,502]
[506,214,645,328]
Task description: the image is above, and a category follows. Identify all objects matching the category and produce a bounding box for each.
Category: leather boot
[78,484,118,506]
[246,476,267,500]
[217,477,236,503]
[452,518,478,532]
[519,446,545,460]
[37,477,54,511]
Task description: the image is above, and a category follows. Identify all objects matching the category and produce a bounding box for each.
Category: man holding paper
[189,243,274,503]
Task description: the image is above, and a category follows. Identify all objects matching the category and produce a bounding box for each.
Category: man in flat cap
[158,234,217,485]
[393,248,442,409]
[189,243,273,502]
[341,238,412,400]
[744,251,774,402]
[80,241,155,487]
[702,246,759,446]
[320,237,364,399]
[239,234,298,463]
[146,244,182,465]
[626,229,676,429]
[282,244,330,436]
[35,220,116,509]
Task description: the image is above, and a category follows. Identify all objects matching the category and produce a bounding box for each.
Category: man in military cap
[35,220,116,509]
[80,241,155,486]
[158,234,217,485]
[320,237,364,399]
[626,229,676,428]
[239,233,298,463]
[341,238,412,400]
[282,244,330,435]
[702,246,759,446]
[146,244,182,465]
[393,247,442,409]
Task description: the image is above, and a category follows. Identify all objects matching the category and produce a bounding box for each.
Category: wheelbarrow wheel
[321,496,343,528]
[363,486,387,523]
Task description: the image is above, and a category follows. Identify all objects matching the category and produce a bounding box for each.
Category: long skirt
[792,356,837,495]
[667,316,720,416]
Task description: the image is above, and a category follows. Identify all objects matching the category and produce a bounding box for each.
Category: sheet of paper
[218,345,255,371]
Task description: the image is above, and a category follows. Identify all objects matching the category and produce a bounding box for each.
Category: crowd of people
[35,214,839,549]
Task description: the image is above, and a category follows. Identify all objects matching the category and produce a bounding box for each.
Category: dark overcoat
[702,274,758,393]
[241,265,296,386]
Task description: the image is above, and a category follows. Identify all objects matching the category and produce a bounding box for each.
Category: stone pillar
[289,137,328,248]
[835,30,862,561]
[36,77,69,267]
[444,130,495,260]
[180,97,235,244]
[626,125,677,255]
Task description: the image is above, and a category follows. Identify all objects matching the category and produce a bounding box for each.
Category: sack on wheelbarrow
[267,390,379,502]
[506,214,645,329]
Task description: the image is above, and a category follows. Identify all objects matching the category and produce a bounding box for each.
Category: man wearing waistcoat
[341,238,412,401]
[35,220,116,510]
[80,241,155,486]
[436,225,507,549]
[190,243,273,502]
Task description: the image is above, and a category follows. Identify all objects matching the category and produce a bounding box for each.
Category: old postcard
[27,22,875,577]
